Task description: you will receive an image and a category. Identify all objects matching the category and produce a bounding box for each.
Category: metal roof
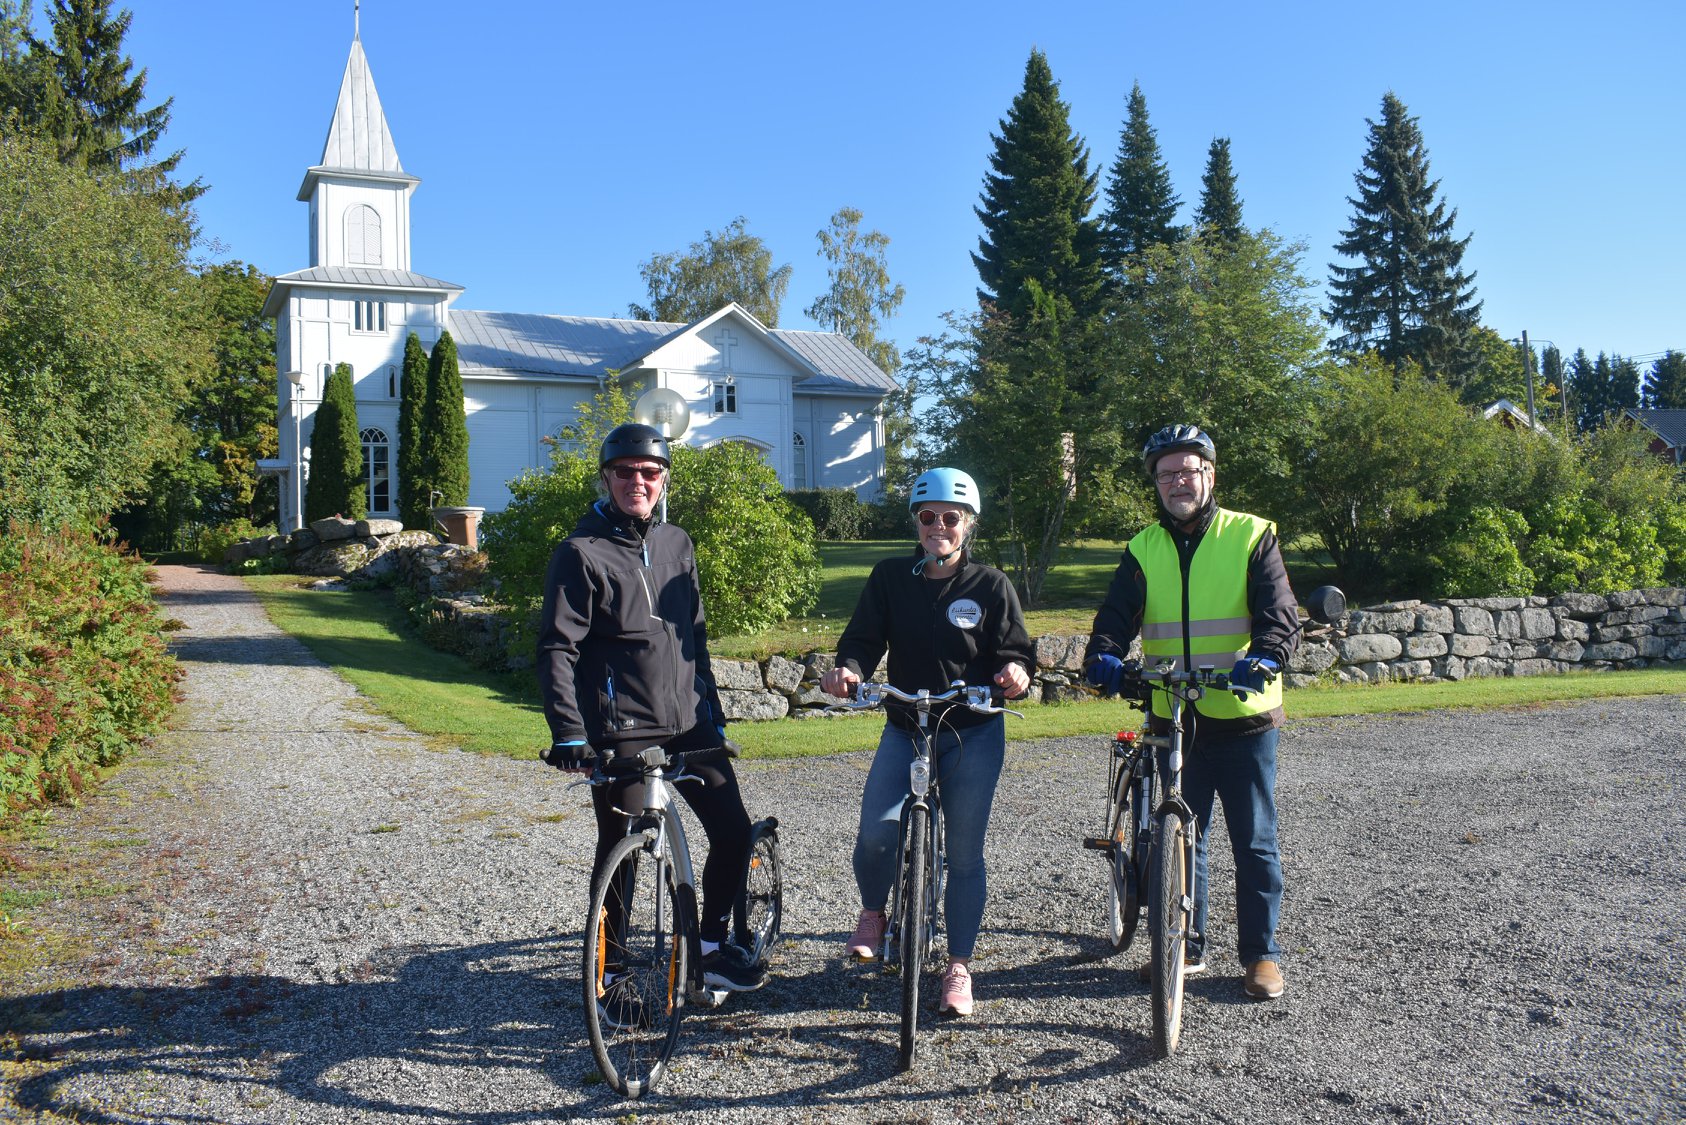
[449,309,897,394]
[1626,408,1686,448]
[260,266,463,318]
[320,37,402,173]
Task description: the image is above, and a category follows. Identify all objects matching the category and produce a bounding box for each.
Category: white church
[262,32,894,531]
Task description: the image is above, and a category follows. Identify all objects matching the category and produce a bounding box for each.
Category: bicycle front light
[909,757,931,797]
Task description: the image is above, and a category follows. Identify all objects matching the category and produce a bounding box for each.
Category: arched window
[360,427,391,513]
[346,204,382,266]
[387,365,397,398]
[791,431,808,490]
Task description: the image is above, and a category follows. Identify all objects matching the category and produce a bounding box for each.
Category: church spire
[318,32,402,172]
[354,0,360,41]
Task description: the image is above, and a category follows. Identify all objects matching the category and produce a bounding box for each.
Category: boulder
[1453,606,1496,635]
[1404,633,1449,659]
[719,689,789,722]
[712,659,765,692]
[1414,604,1455,634]
[356,518,404,537]
[1549,592,1608,618]
[1338,633,1403,663]
[1035,634,1089,672]
[764,654,805,694]
[310,516,358,542]
[1449,633,1491,657]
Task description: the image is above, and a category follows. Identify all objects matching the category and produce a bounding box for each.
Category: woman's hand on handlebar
[820,666,860,699]
[994,661,1030,700]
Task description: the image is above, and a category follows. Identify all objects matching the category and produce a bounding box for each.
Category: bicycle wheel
[733,818,783,964]
[896,802,930,1073]
[582,832,690,1098]
[1148,809,1190,1058]
[1104,762,1142,953]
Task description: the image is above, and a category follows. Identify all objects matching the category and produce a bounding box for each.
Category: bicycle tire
[1148,809,1189,1058]
[582,831,689,1098]
[733,818,783,965]
[1105,762,1142,953]
[897,802,930,1073]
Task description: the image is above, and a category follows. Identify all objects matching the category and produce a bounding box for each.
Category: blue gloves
[1086,654,1125,696]
[544,739,592,770]
[1229,656,1280,695]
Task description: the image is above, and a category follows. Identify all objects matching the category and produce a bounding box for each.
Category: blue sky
[108,0,1684,367]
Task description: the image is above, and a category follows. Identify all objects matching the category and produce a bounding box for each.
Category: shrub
[194,518,267,565]
[787,488,866,540]
[305,362,365,522]
[0,525,182,824]
[1432,506,1535,597]
[421,332,471,507]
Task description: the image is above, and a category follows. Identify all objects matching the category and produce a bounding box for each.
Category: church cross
[712,328,738,370]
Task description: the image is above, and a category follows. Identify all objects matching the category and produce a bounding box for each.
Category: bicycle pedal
[687,984,729,1008]
[1082,837,1114,851]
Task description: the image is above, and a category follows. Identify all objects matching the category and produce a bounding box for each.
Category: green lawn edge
[243,575,1685,763]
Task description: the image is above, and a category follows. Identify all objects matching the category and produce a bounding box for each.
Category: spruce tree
[972,49,1103,322]
[1643,350,1686,410]
[1194,136,1244,243]
[1327,92,1482,387]
[396,331,430,527]
[1100,81,1181,274]
[304,363,365,522]
[421,331,471,507]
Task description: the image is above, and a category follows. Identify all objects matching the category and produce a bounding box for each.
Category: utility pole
[1522,330,1536,428]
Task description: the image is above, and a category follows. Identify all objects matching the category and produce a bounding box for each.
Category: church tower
[263,21,461,529]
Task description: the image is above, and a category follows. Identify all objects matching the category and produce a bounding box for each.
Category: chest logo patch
[947,598,983,630]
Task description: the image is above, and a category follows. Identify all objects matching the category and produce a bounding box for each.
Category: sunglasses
[916,509,966,528]
[608,465,663,482]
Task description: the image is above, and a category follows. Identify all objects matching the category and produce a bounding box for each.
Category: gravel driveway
[3,564,1682,1124]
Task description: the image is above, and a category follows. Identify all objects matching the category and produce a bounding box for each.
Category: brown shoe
[1243,959,1284,1000]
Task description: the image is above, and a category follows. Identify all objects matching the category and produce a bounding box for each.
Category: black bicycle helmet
[599,423,670,467]
[1141,424,1216,473]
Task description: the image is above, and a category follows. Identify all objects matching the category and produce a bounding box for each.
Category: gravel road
[3,564,1683,1124]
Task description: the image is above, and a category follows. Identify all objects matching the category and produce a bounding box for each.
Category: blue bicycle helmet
[1141,424,1216,474]
[908,467,981,515]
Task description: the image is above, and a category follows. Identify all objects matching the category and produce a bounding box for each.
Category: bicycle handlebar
[1120,661,1274,699]
[834,679,1024,719]
[568,742,736,789]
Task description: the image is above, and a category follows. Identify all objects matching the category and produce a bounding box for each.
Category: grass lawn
[242,574,1684,764]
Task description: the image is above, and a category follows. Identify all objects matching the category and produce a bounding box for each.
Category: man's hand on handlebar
[1229,656,1280,695]
[543,739,596,773]
[820,666,860,699]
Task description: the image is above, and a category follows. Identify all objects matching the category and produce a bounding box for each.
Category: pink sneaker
[846,910,886,960]
[939,961,974,1016]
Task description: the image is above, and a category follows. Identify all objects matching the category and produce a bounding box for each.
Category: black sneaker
[700,943,769,992]
[597,972,649,1030]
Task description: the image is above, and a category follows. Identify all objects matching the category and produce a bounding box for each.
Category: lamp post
[284,370,307,530]
[633,387,690,524]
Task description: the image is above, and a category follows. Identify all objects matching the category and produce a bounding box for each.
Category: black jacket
[835,548,1034,731]
[1084,500,1301,736]
[537,501,723,747]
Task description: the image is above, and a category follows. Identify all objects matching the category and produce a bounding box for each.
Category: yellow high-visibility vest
[1129,508,1281,720]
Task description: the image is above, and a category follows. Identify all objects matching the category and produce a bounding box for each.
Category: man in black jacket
[1084,425,1299,1001]
[538,423,765,995]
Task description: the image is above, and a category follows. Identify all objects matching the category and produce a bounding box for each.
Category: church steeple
[296,28,419,271]
[318,33,403,174]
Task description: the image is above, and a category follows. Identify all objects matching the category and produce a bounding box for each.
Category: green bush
[1432,506,1535,597]
[0,525,182,824]
[305,362,365,522]
[194,517,267,564]
[787,488,866,540]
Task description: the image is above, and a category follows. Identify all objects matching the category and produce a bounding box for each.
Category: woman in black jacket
[820,467,1033,1018]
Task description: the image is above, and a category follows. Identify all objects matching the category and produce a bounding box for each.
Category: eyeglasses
[916,509,966,528]
[1154,466,1208,486]
[608,465,664,482]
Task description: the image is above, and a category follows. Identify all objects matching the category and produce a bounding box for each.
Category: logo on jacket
[947,598,983,629]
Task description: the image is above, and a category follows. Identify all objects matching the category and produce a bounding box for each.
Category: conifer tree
[1194,136,1244,243]
[1327,92,1482,386]
[972,49,1103,322]
[396,331,430,527]
[421,331,470,507]
[1100,81,1181,273]
[1642,351,1686,410]
[304,363,365,522]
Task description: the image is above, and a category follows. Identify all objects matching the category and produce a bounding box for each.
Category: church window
[553,425,585,455]
[346,205,382,266]
[360,427,391,512]
[711,379,737,415]
[387,365,397,397]
[353,300,387,334]
[792,431,808,490]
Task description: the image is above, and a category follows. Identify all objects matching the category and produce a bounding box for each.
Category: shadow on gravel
[157,586,272,607]
[167,634,323,666]
[5,929,1176,1120]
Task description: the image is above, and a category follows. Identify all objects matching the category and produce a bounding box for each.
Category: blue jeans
[852,717,1005,960]
[1177,726,1283,966]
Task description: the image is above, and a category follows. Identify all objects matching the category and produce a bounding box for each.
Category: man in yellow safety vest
[1084,424,1301,1001]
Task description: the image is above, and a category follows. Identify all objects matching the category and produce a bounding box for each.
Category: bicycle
[575,743,783,1098]
[832,681,1022,1072]
[1088,585,1346,1058]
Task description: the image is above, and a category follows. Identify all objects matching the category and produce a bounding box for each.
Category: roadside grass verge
[242,575,1682,762]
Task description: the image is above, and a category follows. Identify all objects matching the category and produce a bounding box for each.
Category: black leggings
[590,741,752,944]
